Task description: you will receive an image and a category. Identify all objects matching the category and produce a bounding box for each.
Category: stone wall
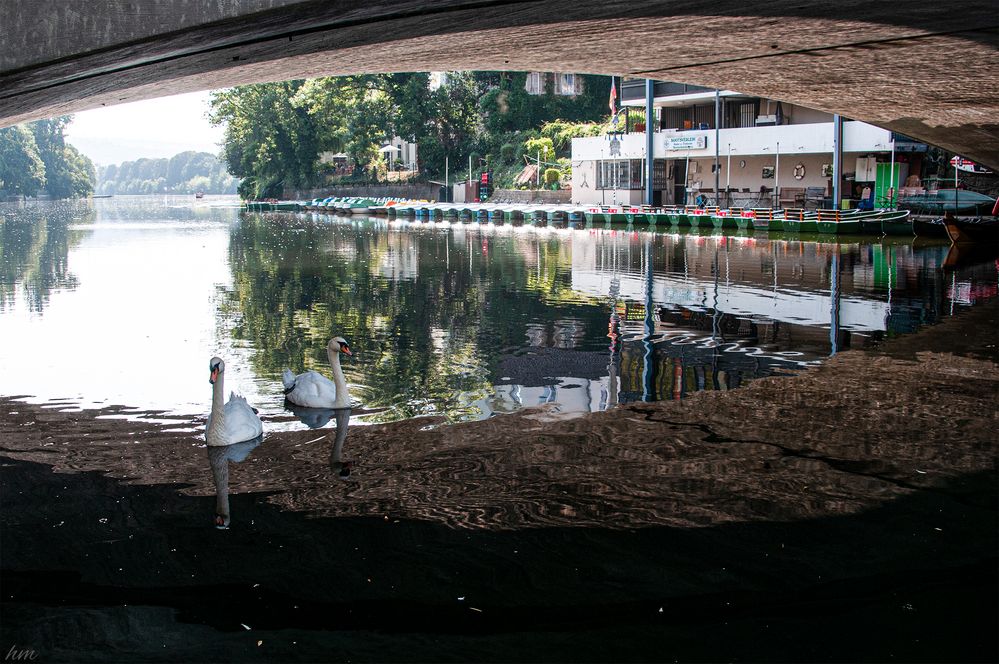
[488,189,572,204]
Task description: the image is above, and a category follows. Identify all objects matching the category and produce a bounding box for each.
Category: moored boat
[912,215,948,238]
[782,209,819,233]
[942,215,999,244]
[625,206,648,224]
[879,209,914,236]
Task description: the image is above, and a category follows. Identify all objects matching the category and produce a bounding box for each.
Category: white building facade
[571,82,921,208]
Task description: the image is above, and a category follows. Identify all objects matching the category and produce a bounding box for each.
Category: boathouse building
[570,81,926,209]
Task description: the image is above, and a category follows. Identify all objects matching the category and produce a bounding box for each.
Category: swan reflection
[284,402,339,429]
[329,408,352,480]
[207,435,262,529]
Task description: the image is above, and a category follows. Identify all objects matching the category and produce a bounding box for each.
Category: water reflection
[0,201,92,311]
[226,212,995,421]
[207,435,262,529]
[285,402,340,429]
[329,408,353,479]
[0,198,996,423]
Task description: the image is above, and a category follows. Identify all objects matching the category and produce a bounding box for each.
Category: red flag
[608,77,617,116]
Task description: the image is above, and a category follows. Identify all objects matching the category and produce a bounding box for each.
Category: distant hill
[96,151,238,195]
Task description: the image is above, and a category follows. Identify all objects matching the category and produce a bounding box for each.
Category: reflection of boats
[942,215,999,244]
[942,241,999,270]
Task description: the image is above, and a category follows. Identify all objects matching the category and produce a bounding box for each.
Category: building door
[673,159,687,205]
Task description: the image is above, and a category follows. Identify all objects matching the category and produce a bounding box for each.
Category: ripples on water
[1,196,996,426]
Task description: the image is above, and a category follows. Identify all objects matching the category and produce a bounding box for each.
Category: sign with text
[666,135,707,151]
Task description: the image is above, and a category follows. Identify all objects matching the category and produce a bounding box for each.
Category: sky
[64,91,225,167]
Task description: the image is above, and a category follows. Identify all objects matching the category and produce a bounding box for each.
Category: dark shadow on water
[1,457,995,663]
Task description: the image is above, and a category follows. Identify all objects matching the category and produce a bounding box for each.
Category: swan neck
[328,347,349,403]
[207,373,226,444]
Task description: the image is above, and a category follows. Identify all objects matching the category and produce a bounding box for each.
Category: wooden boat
[752,217,772,231]
[625,206,648,224]
[781,209,818,233]
[943,215,999,244]
[712,208,741,230]
[879,210,914,236]
[548,207,569,222]
[664,209,687,226]
[583,206,606,225]
[526,206,548,223]
[816,208,862,234]
[912,216,948,237]
[686,207,714,229]
[603,206,629,223]
[503,207,526,221]
[646,208,675,225]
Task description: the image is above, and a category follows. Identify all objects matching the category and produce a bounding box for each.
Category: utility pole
[645,78,654,206]
[832,114,843,210]
[714,90,720,205]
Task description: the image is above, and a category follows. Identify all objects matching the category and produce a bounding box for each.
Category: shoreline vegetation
[0,117,95,200]
[94,151,238,196]
[208,72,618,200]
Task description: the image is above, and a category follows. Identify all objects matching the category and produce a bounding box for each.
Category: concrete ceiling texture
[2,0,997,168]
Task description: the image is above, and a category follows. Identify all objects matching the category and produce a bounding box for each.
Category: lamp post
[775,141,781,208]
[726,143,732,207]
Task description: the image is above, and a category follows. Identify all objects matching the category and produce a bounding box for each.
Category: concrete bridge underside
[2,0,997,169]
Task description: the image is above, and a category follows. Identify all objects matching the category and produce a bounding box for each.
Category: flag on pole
[609,77,617,116]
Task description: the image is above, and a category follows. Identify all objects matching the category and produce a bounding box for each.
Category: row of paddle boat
[249,197,917,236]
[379,203,914,236]
[595,205,914,236]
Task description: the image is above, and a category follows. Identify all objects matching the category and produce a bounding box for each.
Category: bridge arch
[2,0,996,167]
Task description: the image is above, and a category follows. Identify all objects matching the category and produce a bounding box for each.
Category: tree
[210,81,320,198]
[28,117,95,198]
[95,151,236,194]
[0,125,46,197]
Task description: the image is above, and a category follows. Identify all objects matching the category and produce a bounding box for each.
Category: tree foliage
[0,125,46,197]
[209,71,613,196]
[95,151,237,195]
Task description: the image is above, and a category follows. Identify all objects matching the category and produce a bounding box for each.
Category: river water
[1,195,996,425]
[3,195,998,662]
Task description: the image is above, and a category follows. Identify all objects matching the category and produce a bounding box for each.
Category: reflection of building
[572,81,926,208]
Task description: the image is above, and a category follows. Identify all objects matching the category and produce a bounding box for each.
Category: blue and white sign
[666,135,707,151]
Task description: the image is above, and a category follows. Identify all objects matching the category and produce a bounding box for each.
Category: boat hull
[711,215,738,230]
[943,217,999,244]
[817,220,863,234]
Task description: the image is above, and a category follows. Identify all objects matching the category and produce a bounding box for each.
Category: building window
[557,73,576,96]
[525,72,544,95]
[597,160,645,190]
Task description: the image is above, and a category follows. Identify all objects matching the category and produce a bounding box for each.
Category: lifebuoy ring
[793,163,806,180]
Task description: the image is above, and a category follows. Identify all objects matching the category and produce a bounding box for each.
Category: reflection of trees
[0,203,92,312]
[225,215,610,421]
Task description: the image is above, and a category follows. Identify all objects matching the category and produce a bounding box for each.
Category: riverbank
[1,301,996,662]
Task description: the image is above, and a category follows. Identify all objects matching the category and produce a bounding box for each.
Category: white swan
[205,357,263,447]
[282,336,352,408]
